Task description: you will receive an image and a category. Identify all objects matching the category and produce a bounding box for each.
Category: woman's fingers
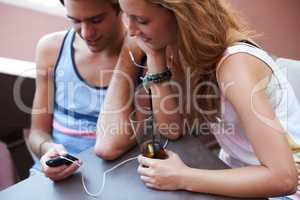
[145,183,161,190]
[137,164,153,177]
[140,175,154,184]
[137,155,155,167]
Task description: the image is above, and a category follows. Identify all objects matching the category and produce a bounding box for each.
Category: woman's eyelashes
[136,17,149,25]
[122,12,149,25]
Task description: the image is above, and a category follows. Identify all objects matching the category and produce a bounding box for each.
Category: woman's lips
[140,37,151,43]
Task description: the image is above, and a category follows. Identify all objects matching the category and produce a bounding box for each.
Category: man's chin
[87,45,103,53]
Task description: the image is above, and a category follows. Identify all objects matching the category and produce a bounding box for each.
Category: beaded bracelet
[142,69,172,91]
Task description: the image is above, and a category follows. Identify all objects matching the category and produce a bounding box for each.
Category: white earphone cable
[80,139,168,197]
[81,156,138,197]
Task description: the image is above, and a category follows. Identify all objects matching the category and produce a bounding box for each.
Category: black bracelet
[142,69,172,91]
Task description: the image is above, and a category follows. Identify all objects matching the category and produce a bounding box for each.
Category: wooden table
[0,135,265,200]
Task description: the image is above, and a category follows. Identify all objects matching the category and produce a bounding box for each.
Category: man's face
[64,0,121,53]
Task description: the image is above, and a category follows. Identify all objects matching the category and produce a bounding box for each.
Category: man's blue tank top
[32,29,144,170]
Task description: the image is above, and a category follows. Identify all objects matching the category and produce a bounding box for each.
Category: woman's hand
[137,150,188,190]
[40,144,82,181]
[135,38,168,74]
[296,163,300,187]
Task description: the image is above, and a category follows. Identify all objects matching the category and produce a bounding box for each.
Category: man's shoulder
[37,31,68,55]
[36,31,69,69]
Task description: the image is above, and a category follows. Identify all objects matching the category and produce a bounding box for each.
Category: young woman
[119,0,300,198]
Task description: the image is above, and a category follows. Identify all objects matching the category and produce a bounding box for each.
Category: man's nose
[81,22,96,41]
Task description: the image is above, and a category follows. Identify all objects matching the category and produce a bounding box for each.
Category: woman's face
[119,0,177,50]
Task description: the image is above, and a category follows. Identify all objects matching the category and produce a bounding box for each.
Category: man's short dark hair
[59,0,120,13]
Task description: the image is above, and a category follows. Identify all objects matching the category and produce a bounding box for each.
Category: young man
[28,0,143,181]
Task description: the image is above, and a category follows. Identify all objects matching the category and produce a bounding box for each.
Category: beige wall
[229,0,300,60]
[1,1,300,61]
[0,3,68,62]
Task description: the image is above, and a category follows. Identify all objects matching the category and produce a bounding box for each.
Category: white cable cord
[129,51,147,69]
[60,156,82,168]
[80,139,169,198]
[163,138,168,149]
[129,51,174,70]
[81,156,138,197]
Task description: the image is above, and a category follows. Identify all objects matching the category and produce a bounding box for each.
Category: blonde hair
[146,0,252,122]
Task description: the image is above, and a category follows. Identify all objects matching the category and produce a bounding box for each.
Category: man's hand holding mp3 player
[40,144,82,181]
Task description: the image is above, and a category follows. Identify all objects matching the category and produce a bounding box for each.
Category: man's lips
[86,37,101,46]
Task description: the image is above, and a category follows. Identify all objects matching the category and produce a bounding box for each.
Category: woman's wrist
[142,69,172,92]
[176,165,192,191]
[146,51,168,74]
[147,66,169,74]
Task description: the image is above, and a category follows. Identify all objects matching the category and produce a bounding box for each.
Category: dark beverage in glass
[141,140,168,159]
[129,108,168,159]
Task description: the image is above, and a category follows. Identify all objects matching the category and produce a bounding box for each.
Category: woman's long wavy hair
[147,0,252,123]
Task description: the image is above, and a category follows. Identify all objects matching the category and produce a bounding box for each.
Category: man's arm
[94,37,144,160]
[28,32,66,158]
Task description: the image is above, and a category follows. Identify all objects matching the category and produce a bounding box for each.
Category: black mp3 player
[46,154,79,167]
